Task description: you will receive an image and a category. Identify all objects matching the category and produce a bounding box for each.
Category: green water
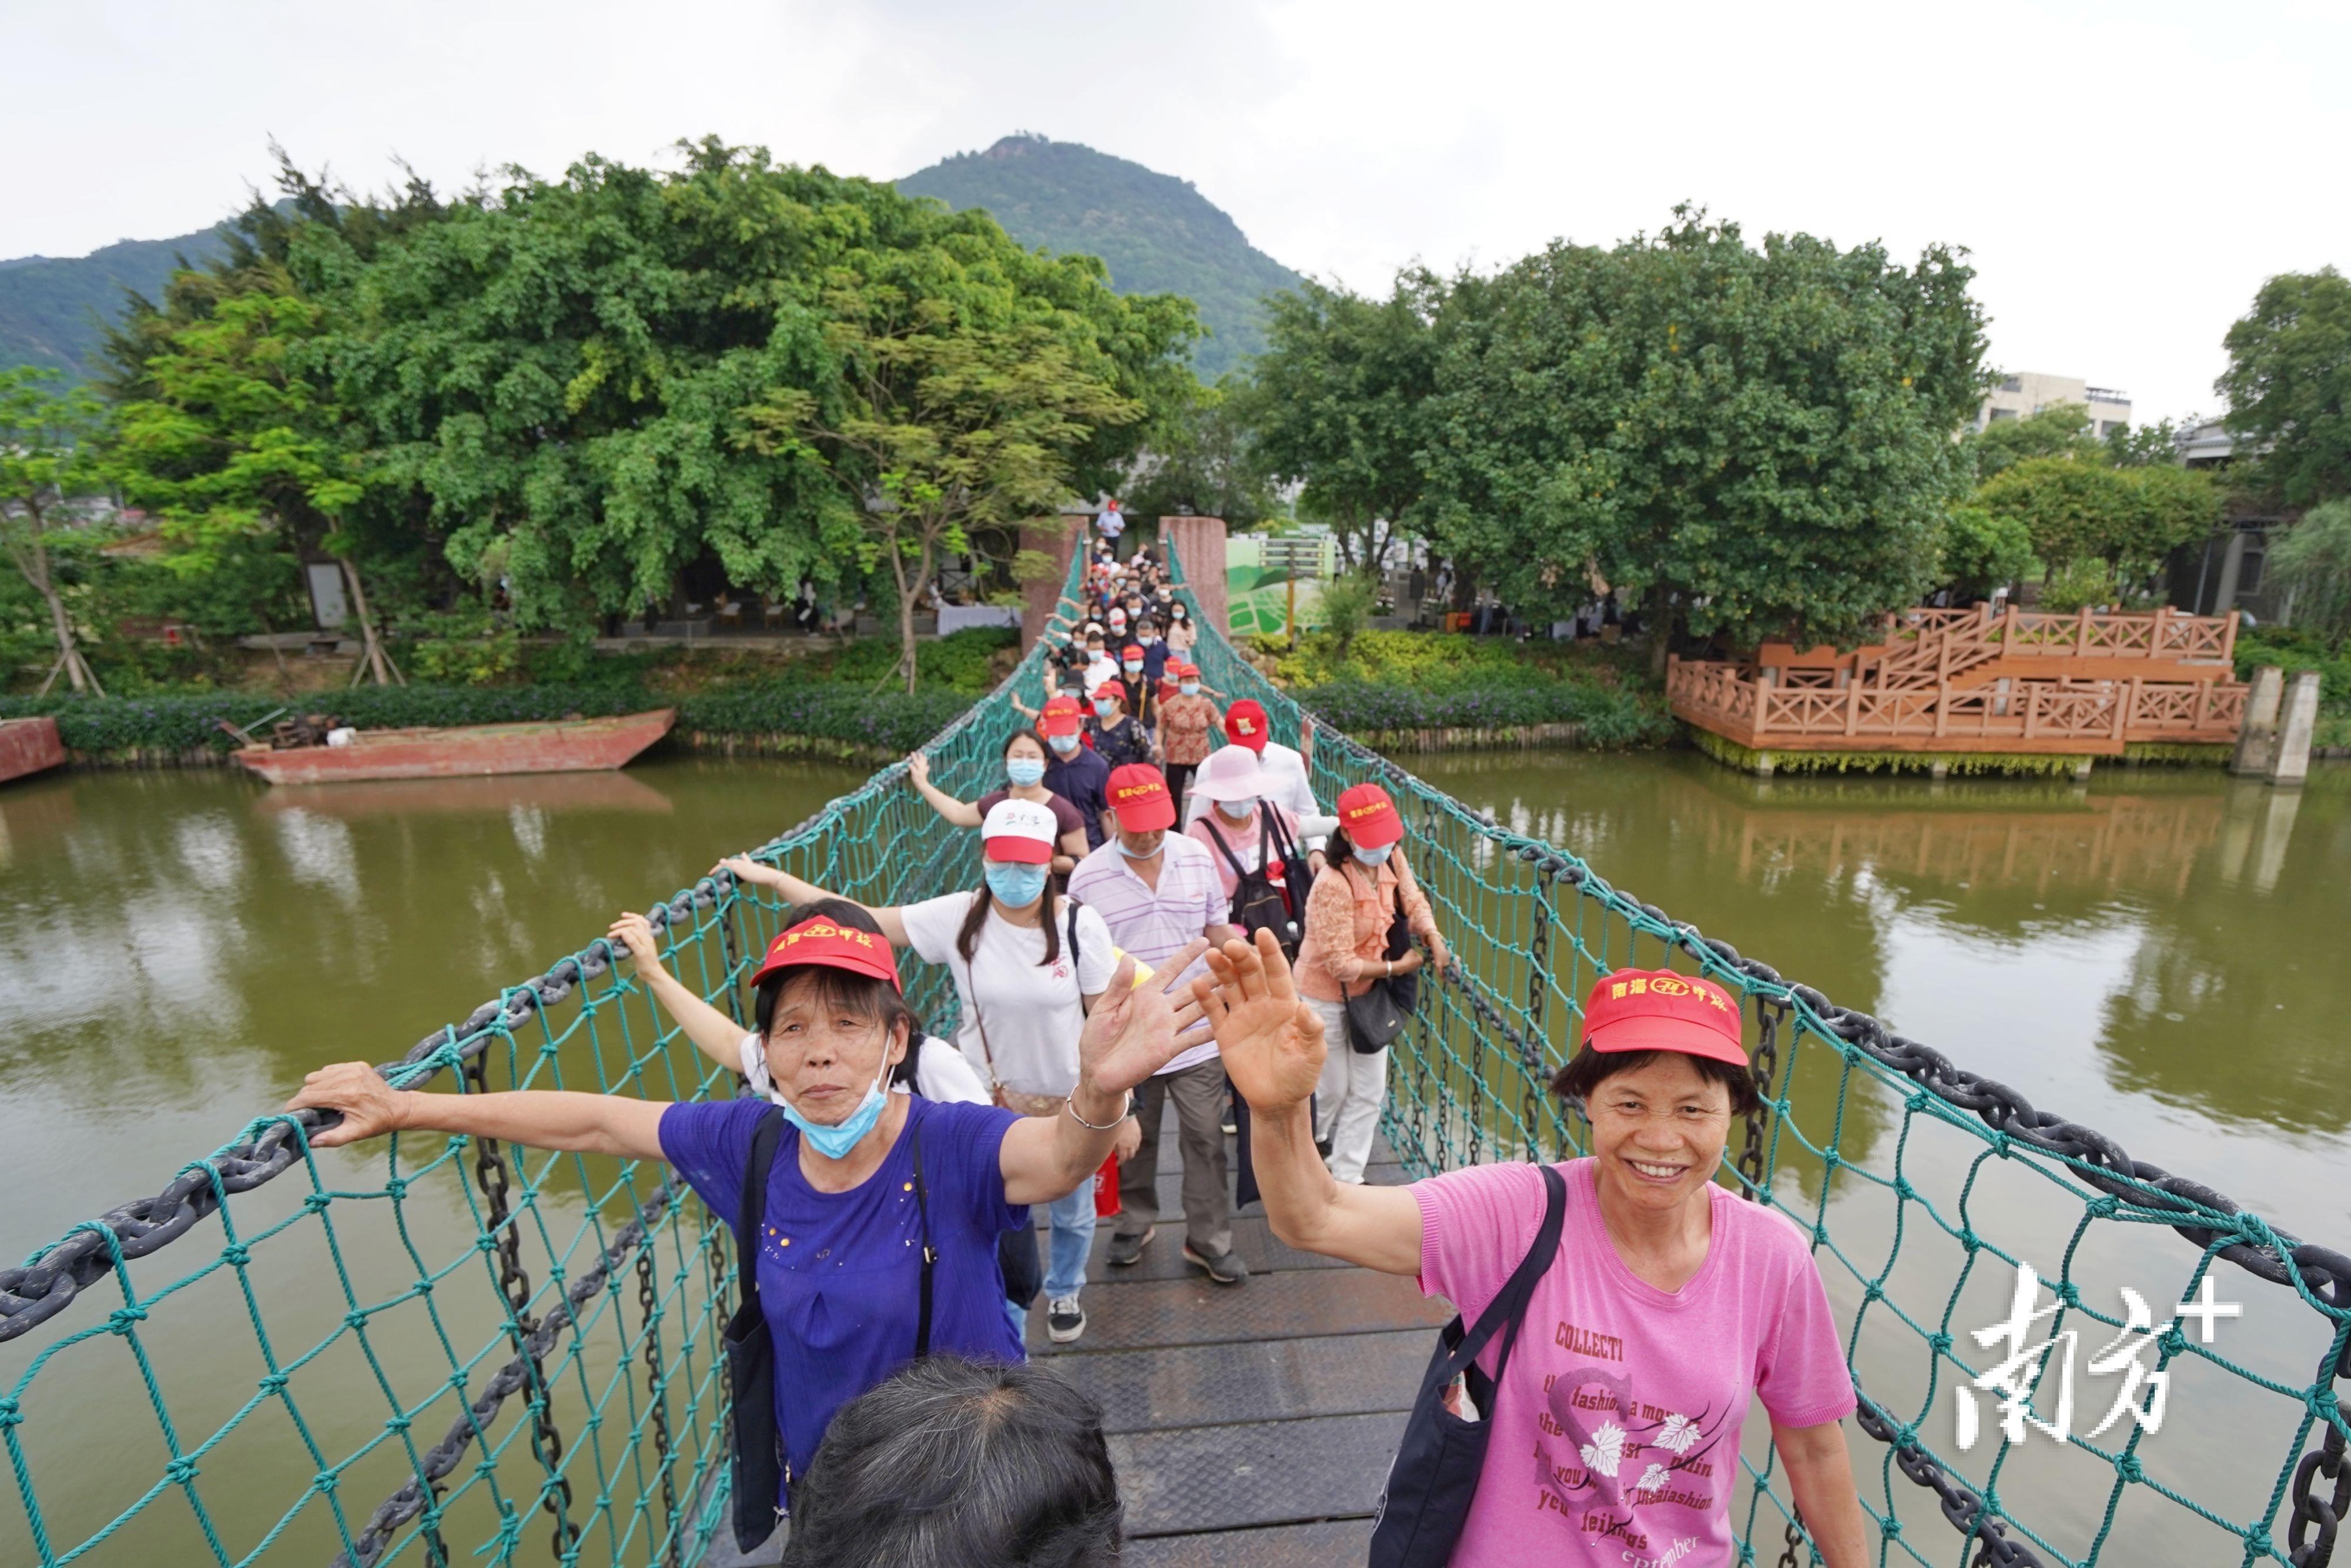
[4,750,2346,1566]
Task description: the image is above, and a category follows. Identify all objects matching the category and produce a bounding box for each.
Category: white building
[1974,372,2131,440]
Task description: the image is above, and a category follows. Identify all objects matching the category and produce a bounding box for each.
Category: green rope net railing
[1160,541,2351,1568]
[4,530,2345,1568]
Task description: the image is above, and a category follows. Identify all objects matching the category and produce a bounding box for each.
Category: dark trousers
[1163,762,1197,825]
[1116,1058,1231,1254]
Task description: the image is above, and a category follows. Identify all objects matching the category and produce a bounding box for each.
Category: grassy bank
[1260,629,1677,749]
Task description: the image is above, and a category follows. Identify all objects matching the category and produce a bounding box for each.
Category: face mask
[1049,733,1079,756]
[1123,661,1143,675]
[1005,757,1046,788]
[1180,682,1199,696]
[1117,833,1164,860]
[1217,795,1257,820]
[1094,699,1117,718]
[984,862,1049,908]
[769,1048,893,1160]
[1355,842,1394,867]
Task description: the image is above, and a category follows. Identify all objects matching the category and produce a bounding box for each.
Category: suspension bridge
[2,537,2346,1568]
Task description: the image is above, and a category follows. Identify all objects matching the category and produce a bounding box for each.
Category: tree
[1425,209,1987,674]
[1968,403,2102,479]
[0,368,111,694]
[2266,499,2351,647]
[1934,504,2033,600]
[1118,381,1275,530]
[1975,455,2221,601]
[1242,273,1443,572]
[2218,266,2351,508]
[737,206,1177,691]
[2106,414,2192,468]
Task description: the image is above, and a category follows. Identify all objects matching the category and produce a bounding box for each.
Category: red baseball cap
[750,914,903,993]
[1091,678,1127,702]
[1337,782,1404,848]
[1040,696,1084,737]
[1105,764,1176,830]
[1225,699,1269,752]
[1121,644,1144,661]
[1174,662,1198,679]
[1579,969,1744,1066]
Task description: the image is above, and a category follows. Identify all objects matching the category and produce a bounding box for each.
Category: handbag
[724,1107,937,1545]
[1343,870,1418,1054]
[1368,1164,1566,1568]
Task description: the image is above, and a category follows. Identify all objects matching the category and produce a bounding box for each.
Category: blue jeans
[1044,1185,1096,1301]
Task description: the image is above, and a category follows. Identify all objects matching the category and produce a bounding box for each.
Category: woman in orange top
[1293,783,1451,1181]
[1153,662,1221,823]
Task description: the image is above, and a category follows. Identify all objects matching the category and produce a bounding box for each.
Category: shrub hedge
[1295,675,1675,748]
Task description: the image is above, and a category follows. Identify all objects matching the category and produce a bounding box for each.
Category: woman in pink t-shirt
[1193,932,1868,1568]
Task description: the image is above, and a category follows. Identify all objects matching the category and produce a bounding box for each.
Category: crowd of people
[283,507,1866,1566]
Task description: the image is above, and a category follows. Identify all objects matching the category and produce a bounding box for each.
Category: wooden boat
[0,717,67,786]
[232,709,675,786]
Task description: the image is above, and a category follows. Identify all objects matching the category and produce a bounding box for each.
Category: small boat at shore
[232,709,675,786]
[0,717,67,786]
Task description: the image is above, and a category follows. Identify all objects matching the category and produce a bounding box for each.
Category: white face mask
[1217,795,1257,820]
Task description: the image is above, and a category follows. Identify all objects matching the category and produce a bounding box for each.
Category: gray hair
[778,1356,1121,1567]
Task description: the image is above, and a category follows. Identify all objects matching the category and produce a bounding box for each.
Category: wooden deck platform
[1024,1121,1436,1566]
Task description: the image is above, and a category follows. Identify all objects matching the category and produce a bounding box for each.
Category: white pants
[1310,995,1388,1184]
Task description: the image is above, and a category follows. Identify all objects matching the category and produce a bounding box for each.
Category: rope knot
[1930,1332,1955,1356]
[312,1470,339,1495]
[343,1309,370,1331]
[164,1456,199,1485]
[303,1192,333,1215]
[2055,1280,2082,1309]
[219,1242,251,1267]
[2113,1453,2145,1483]
[0,1397,19,1429]
[2087,1196,2120,1219]
[108,1305,149,1333]
[258,1372,291,1395]
[384,1178,408,1200]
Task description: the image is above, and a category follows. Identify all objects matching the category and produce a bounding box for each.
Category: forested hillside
[900,134,1301,378]
[0,225,232,378]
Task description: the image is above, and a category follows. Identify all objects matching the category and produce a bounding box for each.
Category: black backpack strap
[1451,1164,1567,1381]
[1062,894,1083,974]
[1198,813,1250,880]
[736,1110,786,1316]
[910,1114,936,1358]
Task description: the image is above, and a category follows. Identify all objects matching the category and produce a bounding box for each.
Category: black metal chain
[1738,996,1786,1201]
[2288,1332,2351,1567]
[1776,1508,1806,1568]
[327,1186,673,1568]
[635,1247,680,1568]
[717,897,749,1030]
[458,1051,578,1560]
[1854,1394,2047,1567]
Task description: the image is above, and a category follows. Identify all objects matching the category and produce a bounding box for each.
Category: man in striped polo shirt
[1068,763,1249,1284]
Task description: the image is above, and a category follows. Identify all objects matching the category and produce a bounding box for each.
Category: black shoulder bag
[1344,874,1419,1054]
[724,1108,937,1547]
[1368,1163,1567,1568]
[1198,815,1301,956]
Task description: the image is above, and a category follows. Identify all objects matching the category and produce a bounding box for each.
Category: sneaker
[1107,1227,1154,1267]
[1046,1296,1087,1343]
[1183,1242,1250,1286]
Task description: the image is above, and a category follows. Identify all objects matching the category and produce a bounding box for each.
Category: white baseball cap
[981,797,1059,864]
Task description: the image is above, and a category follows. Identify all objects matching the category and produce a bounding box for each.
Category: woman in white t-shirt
[720,798,1141,1347]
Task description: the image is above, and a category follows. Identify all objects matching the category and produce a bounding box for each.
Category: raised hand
[285,1062,410,1149]
[1194,930,1325,1113]
[1077,940,1213,1096]
[607,912,668,980]
[906,751,932,787]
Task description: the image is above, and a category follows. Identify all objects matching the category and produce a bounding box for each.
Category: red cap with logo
[1122,644,1145,661]
[1579,969,1745,1067]
[1105,763,1176,830]
[1225,699,1269,752]
[1091,678,1127,702]
[1336,782,1404,848]
[1040,696,1084,737]
[749,914,903,993]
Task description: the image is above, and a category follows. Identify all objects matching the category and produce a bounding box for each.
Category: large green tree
[1242,273,1443,571]
[0,368,112,694]
[1975,455,2221,599]
[1118,381,1275,530]
[2218,266,2351,508]
[1424,210,1987,672]
[1968,402,2103,479]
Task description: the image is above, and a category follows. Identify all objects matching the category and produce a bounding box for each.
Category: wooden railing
[1669,658,2247,753]
[1898,604,2239,665]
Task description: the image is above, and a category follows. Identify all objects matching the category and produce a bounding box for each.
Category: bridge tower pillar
[1160,515,1230,634]
[1021,511,1094,648]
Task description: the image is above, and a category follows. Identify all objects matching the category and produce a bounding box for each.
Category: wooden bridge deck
[1024,1121,1439,1567]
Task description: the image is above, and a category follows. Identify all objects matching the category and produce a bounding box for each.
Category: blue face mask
[1216,794,1257,819]
[1180,682,1199,696]
[1006,758,1046,788]
[1117,832,1164,860]
[984,861,1050,907]
[1094,699,1117,718]
[1123,661,1143,675]
[771,1051,893,1160]
[1049,733,1079,755]
[1356,842,1395,867]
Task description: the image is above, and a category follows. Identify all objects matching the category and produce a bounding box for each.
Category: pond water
[3,749,2345,1566]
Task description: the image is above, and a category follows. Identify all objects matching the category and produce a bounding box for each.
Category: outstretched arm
[905,751,982,827]
[607,912,752,1071]
[286,1061,668,1160]
[1194,932,1422,1274]
[715,857,911,947]
[1773,1419,1869,1568]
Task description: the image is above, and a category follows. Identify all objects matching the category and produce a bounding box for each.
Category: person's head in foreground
[778,1356,1120,1568]
[748,909,916,1143]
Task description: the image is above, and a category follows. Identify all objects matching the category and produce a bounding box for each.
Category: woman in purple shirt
[285,913,1208,1523]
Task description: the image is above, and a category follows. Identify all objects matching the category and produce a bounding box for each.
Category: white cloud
[5,0,2344,421]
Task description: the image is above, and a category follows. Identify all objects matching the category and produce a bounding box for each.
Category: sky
[7,0,2346,424]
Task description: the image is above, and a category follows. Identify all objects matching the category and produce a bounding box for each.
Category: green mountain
[899,135,1302,380]
[0,223,235,380]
